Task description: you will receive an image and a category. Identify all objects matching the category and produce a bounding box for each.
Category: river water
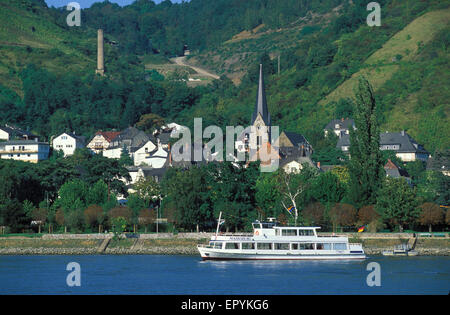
[0,255,448,294]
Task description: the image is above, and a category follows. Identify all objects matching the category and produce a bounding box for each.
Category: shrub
[329,203,357,232]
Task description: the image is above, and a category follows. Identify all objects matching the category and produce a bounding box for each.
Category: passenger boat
[197,216,366,260]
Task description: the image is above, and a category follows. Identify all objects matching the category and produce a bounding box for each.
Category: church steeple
[251,64,271,126]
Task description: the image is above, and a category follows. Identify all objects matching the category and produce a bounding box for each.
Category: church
[235,64,314,172]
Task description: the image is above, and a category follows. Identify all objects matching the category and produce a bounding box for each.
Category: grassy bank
[0,235,448,256]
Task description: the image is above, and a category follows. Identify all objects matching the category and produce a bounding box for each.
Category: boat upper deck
[210,221,349,243]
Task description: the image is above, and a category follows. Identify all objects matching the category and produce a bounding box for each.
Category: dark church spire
[251,64,271,126]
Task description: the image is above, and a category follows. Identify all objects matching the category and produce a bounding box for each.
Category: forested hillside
[0,0,448,154]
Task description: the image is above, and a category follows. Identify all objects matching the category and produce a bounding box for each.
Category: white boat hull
[198,247,366,260]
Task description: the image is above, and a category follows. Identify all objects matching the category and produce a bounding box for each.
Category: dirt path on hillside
[171,56,220,80]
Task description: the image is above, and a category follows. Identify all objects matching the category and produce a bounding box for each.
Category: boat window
[262,223,273,229]
[257,243,272,250]
[291,243,298,250]
[275,229,280,236]
[214,242,223,249]
[333,243,347,250]
[241,242,255,250]
[316,243,332,250]
[274,243,289,250]
[282,229,297,236]
[298,229,314,236]
[299,243,314,250]
[225,242,240,250]
[252,223,261,229]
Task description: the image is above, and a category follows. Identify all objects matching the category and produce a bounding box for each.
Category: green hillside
[179,1,450,153]
[0,0,96,94]
[0,0,448,154]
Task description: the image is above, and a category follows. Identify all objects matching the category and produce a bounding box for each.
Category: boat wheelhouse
[197,219,365,260]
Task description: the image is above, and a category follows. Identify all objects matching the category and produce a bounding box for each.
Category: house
[275,131,313,156]
[124,166,168,195]
[324,118,355,137]
[279,146,317,174]
[52,132,86,157]
[0,124,38,141]
[249,142,281,171]
[384,159,411,184]
[134,141,168,167]
[86,131,120,154]
[104,127,152,159]
[0,139,49,163]
[336,131,429,162]
[426,150,449,176]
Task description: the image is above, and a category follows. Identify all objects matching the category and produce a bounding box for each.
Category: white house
[137,144,168,168]
[0,140,49,163]
[86,131,121,154]
[133,140,157,166]
[52,132,85,157]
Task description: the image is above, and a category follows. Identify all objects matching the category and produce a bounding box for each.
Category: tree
[0,200,28,233]
[119,146,134,167]
[30,208,47,234]
[136,113,165,133]
[347,77,384,206]
[358,205,381,232]
[84,205,104,230]
[55,208,65,231]
[139,209,156,233]
[303,202,326,226]
[275,165,317,225]
[310,172,346,205]
[329,203,357,232]
[376,177,420,232]
[418,203,445,233]
[255,172,281,219]
[134,176,161,206]
[108,206,133,225]
[209,162,259,232]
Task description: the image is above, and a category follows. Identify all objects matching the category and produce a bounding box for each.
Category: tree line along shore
[0,233,448,256]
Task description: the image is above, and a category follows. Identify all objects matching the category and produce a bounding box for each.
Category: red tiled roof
[384,159,398,170]
[96,131,121,142]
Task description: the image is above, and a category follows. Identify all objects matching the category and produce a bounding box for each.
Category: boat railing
[217,233,253,237]
[197,244,213,249]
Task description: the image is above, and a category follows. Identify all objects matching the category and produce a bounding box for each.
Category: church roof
[251,64,271,126]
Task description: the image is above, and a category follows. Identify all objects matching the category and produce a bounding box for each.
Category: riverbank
[0,233,448,256]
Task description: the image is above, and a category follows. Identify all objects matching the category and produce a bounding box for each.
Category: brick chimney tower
[95,29,105,76]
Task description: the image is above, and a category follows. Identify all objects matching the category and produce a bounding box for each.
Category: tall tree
[347,77,384,206]
[376,177,420,232]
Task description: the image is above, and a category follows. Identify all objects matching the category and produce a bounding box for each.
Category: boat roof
[274,226,321,230]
